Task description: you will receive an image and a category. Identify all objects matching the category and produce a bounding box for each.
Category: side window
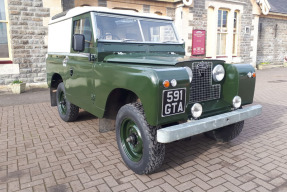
[73,17,93,51]
[0,0,11,60]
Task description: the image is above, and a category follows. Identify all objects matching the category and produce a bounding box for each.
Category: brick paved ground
[0,68,287,192]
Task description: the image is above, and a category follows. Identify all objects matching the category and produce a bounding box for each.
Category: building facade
[0,0,285,85]
[0,0,71,85]
[256,0,287,66]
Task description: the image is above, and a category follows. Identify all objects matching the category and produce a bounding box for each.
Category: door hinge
[91,94,96,101]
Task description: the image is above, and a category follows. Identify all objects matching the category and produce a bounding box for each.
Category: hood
[104,53,194,66]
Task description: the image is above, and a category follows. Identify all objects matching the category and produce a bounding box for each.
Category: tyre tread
[132,102,165,174]
[56,83,79,122]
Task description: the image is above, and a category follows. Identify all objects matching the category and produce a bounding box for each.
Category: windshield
[95,13,179,43]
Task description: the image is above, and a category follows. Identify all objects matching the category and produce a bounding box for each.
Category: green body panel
[222,64,256,106]
[65,55,97,113]
[105,53,185,65]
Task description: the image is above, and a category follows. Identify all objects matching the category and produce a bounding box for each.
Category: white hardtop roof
[49,6,172,25]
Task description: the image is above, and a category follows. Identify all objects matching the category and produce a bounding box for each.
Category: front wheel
[204,121,244,142]
[56,82,79,122]
[116,103,165,175]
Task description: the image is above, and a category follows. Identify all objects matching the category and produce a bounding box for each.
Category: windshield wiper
[161,41,179,44]
[122,39,137,42]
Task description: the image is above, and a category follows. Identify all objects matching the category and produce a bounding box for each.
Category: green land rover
[46,7,262,174]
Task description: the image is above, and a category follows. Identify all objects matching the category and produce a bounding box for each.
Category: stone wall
[188,0,254,63]
[257,17,287,65]
[0,0,50,85]
[239,0,254,64]
[62,0,74,11]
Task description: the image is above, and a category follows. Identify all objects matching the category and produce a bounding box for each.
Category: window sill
[0,60,13,64]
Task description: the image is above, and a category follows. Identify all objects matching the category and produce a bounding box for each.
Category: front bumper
[157,105,262,143]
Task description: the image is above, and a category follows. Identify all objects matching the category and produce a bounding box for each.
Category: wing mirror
[73,34,85,52]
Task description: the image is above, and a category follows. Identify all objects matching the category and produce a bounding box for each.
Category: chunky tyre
[116,102,165,175]
[56,82,79,122]
[204,121,244,142]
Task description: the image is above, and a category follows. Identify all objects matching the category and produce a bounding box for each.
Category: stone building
[0,0,72,85]
[0,0,285,85]
[256,0,287,66]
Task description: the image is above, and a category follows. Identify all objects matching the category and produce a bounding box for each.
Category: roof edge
[49,7,173,25]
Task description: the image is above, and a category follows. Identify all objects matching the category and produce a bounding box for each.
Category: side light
[252,72,256,78]
[171,79,177,87]
[163,80,170,88]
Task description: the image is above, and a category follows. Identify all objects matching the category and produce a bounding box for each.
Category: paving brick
[145,178,165,188]
[70,180,84,192]
[111,183,133,192]
[175,181,196,191]
[160,182,177,192]
[83,178,104,189]
[207,185,228,192]
[192,178,212,190]
[207,177,226,187]
[223,182,243,192]
[0,68,287,192]
[131,179,148,191]
[104,175,119,187]
[78,172,91,184]
[253,178,275,191]
[239,181,257,191]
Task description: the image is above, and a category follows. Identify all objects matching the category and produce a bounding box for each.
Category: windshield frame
[92,12,181,44]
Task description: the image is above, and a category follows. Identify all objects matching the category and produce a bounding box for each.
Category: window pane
[233,34,237,55]
[218,10,222,27]
[217,33,226,55]
[221,34,227,55]
[73,18,92,49]
[73,20,81,34]
[217,33,220,55]
[0,23,9,58]
[140,20,177,42]
[0,0,6,20]
[222,11,228,28]
[234,12,237,29]
[96,15,142,41]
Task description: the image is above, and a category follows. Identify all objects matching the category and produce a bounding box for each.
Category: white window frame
[233,10,240,56]
[217,9,229,57]
[0,0,12,61]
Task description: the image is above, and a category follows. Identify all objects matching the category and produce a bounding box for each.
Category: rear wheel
[116,102,165,174]
[204,121,244,142]
[56,82,79,122]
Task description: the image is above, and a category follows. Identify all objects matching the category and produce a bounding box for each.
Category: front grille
[189,62,221,103]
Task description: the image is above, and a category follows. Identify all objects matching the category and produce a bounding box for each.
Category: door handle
[70,68,73,76]
[63,56,69,66]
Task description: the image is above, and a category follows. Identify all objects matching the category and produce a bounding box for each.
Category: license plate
[162,88,186,117]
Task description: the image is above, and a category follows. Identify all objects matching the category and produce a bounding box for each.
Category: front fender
[95,63,190,126]
[223,64,256,106]
[94,63,160,126]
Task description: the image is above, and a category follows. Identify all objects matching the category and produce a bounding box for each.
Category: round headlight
[191,103,203,119]
[184,67,193,82]
[212,65,225,82]
[232,96,242,109]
